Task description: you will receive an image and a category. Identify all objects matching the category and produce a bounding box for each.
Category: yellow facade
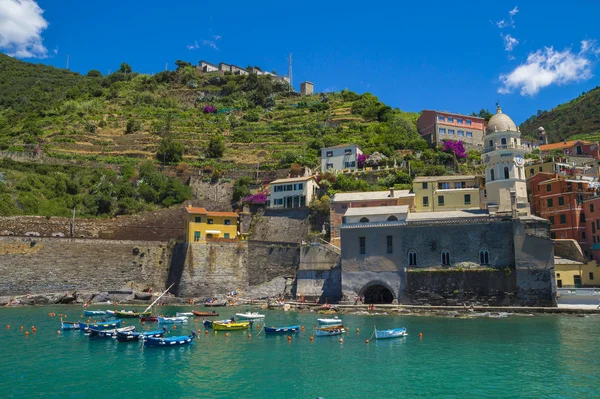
[526,161,557,179]
[412,176,484,212]
[555,259,599,288]
[185,207,238,242]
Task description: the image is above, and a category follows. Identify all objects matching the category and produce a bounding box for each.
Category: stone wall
[297,243,342,301]
[405,269,517,306]
[177,241,248,298]
[246,241,299,286]
[249,209,311,243]
[189,178,234,211]
[0,237,170,296]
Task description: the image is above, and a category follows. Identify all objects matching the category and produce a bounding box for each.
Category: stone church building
[340,107,556,306]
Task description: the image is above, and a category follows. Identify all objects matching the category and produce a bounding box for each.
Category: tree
[156,137,184,164]
[119,63,132,74]
[206,136,225,158]
[472,108,493,121]
[175,60,192,71]
[86,70,103,78]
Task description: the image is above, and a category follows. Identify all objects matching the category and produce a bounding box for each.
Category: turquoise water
[1,307,600,399]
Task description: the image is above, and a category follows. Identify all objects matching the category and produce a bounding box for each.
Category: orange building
[417,110,485,148]
[540,140,600,159]
[529,173,594,247]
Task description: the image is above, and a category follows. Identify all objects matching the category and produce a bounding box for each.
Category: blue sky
[2,0,600,124]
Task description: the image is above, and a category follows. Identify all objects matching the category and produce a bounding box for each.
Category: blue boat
[83,310,106,316]
[144,331,197,347]
[78,319,122,332]
[374,327,407,340]
[116,327,167,342]
[60,319,80,330]
[264,325,300,334]
[89,326,135,339]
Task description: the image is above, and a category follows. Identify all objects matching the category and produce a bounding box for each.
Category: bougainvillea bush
[203,105,217,114]
[442,140,467,158]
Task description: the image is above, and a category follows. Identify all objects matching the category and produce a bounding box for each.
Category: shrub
[125,119,141,134]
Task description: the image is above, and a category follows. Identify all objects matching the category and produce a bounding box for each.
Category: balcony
[483,144,528,153]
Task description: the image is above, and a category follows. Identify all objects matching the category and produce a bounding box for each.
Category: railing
[205,237,238,243]
[483,144,528,153]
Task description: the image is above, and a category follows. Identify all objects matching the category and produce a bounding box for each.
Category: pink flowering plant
[357,153,368,168]
[203,105,217,114]
[442,140,467,158]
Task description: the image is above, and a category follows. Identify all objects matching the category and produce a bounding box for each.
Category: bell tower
[482,105,530,215]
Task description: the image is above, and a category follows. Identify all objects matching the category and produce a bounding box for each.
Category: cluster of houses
[184,105,600,300]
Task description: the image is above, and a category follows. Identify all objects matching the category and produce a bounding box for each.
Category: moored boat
[144,332,197,347]
[79,319,122,331]
[264,325,300,334]
[140,316,158,323]
[116,327,167,342]
[158,316,188,324]
[317,316,342,325]
[83,310,106,316]
[115,310,151,318]
[89,326,136,339]
[176,312,194,317]
[60,319,80,330]
[203,319,231,328]
[314,326,345,337]
[374,327,407,340]
[235,312,265,321]
[192,310,219,317]
[212,321,250,331]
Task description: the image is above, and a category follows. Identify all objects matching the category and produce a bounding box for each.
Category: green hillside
[520,86,600,142]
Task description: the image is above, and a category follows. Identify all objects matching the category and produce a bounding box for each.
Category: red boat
[140,316,158,323]
[193,310,219,317]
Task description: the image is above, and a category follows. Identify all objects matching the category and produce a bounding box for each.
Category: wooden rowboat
[314,326,344,337]
[192,310,219,317]
[212,321,250,331]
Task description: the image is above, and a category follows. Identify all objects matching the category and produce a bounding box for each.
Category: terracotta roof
[206,211,239,217]
[185,207,208,214]
[540,140,593,151]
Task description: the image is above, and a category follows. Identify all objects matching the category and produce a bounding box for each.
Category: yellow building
[554,257,599,288]
[412,175,485,212]
[185,206,239,242]
[525,161,573,179]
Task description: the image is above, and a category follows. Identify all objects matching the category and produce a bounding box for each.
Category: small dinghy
[158,316,188,324]
[60,318,80,330]
[264,325,300,334]
[176,312,194,317]
[193,310,219,317]
[83,310,106,316]
[235,312,265,321]
[317,316,342,325]
[314,326,344,337]
[144,331,197,347]
[116,327,167,342]
[212,321,250,331]
[140,316,158,323]
[89,326,136,339]
[374,327,407,340]
[115,310,151,318]
[203,319,231,328]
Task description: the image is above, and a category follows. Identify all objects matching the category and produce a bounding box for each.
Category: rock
[134,292,152,301]
[109,293,135,303]
[92,292,110,303]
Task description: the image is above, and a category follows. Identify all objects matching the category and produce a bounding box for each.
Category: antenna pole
[288,53,293,92]
[66,54,70,69]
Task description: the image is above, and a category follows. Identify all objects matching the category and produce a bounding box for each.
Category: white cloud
[502,33,519,52]
[498,41,599,96]
[202,39,218,50]
[0,0,49,58]
[187,36,221,51]
[186,40,199,50]
[496,5,519,28]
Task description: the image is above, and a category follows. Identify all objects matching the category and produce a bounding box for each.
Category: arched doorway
[361,284,395,304]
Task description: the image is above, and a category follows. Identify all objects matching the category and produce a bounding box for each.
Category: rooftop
[344,205,409,217]
[321,144,360,150]
[421,110,485,120]
[413,175,478,182]
[554,256,584,266]
[407,209,489,221]
[270,176,318,184]
[332,190,413,202]
[540,140,594,151]
[185,206,238,217]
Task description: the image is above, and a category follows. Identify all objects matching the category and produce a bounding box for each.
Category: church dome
[486,106,518,134]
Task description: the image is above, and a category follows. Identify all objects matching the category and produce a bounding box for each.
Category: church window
[501,138,507,145]
[441,250,450,266]
[490,169,495,181]
[479,250,489,265]
[560,214,566,224]
[558,197,564,206]
[408,251,417,266]
[359,217,370,223]
[504,167,510,179]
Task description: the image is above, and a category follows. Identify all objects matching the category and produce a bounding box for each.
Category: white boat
[235,312,266,320]
[374,327,407,339]
[314,326,344,337]
[83,310,106,316]
[317,316,342,325]
[175,312,193,317]
[105,310,116,315]
[158,316,188,324]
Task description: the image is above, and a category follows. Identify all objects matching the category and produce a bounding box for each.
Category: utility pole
[287,53,293,92]
[70,206,76,237]
[256,163,259,181]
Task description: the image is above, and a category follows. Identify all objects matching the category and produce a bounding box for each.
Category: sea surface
[1,306,599,399]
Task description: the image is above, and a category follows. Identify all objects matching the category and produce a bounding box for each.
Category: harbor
[2,306,600,398]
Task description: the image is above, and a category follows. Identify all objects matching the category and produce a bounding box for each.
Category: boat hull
[116,329,166,342]
[140,316,158,323]
[212,322,250,331]
[264,325,300,334]
[115,311,151,318]
[61,321,80,330]
[83,310,106,316]
[193,311,219,317]
[158,316,188,324]
[375,328,407,339]
[204,300,227,307]
[89,326,136,339]
[235,313,265,321]
[314,326,344,337]
[317,317,343,325]
[144,335,195,347]
[79,320,122,331]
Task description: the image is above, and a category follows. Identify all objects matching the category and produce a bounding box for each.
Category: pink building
[417,110,485,148]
